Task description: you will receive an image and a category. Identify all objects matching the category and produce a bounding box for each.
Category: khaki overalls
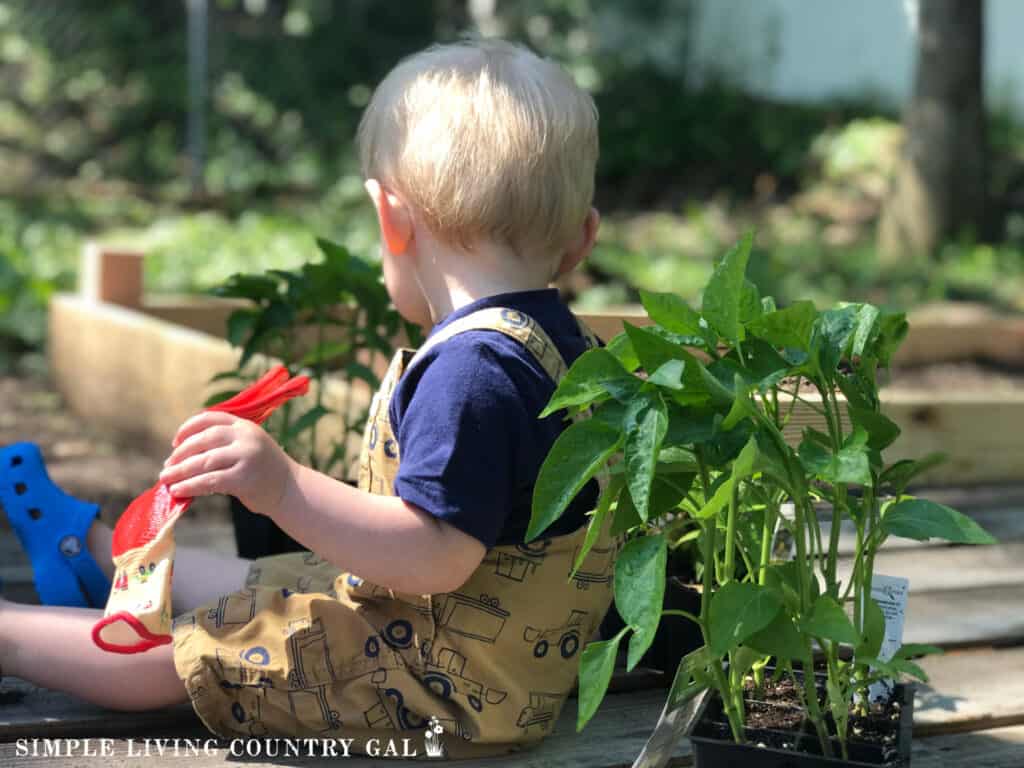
[172,307,622,758]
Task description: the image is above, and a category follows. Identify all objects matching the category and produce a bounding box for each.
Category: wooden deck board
[903,583,1024,646]
[837,541,1024,595]
[0,688,691,767]
[0,679,200,741]
[915,647,1024,736]
[3,646,1024,765]
[912,724,1024,767]
[831,502,1024,555]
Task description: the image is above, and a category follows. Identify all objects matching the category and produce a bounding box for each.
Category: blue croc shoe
[0,442,111,608]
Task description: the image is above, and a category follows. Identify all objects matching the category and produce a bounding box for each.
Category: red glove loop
[92,365,309,653]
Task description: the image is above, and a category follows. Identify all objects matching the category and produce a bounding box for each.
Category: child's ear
[365,179,414,256]
[553,207,600,279]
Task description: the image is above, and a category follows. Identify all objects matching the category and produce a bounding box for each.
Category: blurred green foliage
[207,238,420,476]
[1,0,1023,370]
[0,0,884,203]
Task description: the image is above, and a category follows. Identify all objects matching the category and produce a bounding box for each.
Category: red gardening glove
[92,366,309,653]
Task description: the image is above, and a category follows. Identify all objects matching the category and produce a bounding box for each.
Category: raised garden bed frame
[50,244,1024,485]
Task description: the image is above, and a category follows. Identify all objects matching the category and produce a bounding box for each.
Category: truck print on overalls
[169,307,623,758]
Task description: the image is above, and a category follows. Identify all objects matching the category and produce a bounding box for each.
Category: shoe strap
[57,518,112,609]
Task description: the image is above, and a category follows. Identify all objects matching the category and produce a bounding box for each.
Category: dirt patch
[695,674,905,765]
[0,374,227,529]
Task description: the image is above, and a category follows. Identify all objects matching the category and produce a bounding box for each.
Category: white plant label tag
[867,573,909,703]
[775,502,797,561]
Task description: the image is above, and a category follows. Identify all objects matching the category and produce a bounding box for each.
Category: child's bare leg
[0,597,188,710]
[86,519,252,613]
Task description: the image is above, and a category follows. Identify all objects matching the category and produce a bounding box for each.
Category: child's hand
[157,412,294,515]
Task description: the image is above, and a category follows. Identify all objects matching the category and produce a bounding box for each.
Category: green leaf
[663,404,718,447]
[720,373,758,430]
[226,309,259,347]
[848,407,901,451]
[298,340,353,367]
[752,431,796,493]
[624,323,709,405]
[624,322,690,372]
[746,300,817,351]
[203,389,242,407]
[739,280,762,324]
[611,484,642,535]
[730,645,764,682]
[861,655,930,683]
[894,643,944,660]
[809,304,859,376]
[283,405,330,442]
[874,312,909,367]
[570,476,622,578]
[624,393,669,520]
[576,628,628,731]
[730,339,792,392]
[213,273,280,302]
[850,304,881,358]
[615,535,668,671]
[540,349,634,418]
[209,370,245,383]
[827,676,850,740]
[696,362,735,406]
[344,361,380,390]
[649,472,696,516]
[855,597,886,660]
[605,332,640,372]
[888,657,929,682]
[836,370,876,411]
[695,437,758,519]
[879,453,947,495]
[529,420,623,541]
[639,290,704,337]
[763,562,801,612]
[591,399,629,432]
[648,359,686,390]
[702,231,753,343]
[882,499,997,544]
[800,596,859,645]
[747,610,806,660]
[701,419,755,467]
[708,581,782,657]
[798,435,872,486]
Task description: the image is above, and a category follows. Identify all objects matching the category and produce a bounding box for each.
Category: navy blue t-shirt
[388,289,599,548]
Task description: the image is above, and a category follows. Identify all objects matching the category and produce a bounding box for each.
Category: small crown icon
[424,716,446,758]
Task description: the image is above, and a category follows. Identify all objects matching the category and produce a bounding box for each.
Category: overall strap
[406,306,590,385]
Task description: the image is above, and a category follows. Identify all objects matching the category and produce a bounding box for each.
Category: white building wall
[690,0,1023,114]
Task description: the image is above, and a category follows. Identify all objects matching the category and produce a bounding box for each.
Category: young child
[0,37,619,757]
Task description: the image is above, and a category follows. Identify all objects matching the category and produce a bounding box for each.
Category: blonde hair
[357,37,599,263]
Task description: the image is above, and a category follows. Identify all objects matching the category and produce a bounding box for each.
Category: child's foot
[0,442,111,608]
[0,596,10,679]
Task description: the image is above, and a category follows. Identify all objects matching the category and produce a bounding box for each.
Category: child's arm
[157,411,486,595]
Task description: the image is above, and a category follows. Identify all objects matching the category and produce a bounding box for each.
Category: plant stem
[779,377,803,429]
[775,387,828,417]
[802,652,835,759]
[696,447,744,743]
[824,384,847,595]
[309,308,326,472]
[825,645,850,760]
[723,477,739,582]
[662,609,702,627]
[758,498,776,587]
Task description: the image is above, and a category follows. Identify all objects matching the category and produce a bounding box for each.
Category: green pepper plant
[528,233,996,760]
[208,237,420,477]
